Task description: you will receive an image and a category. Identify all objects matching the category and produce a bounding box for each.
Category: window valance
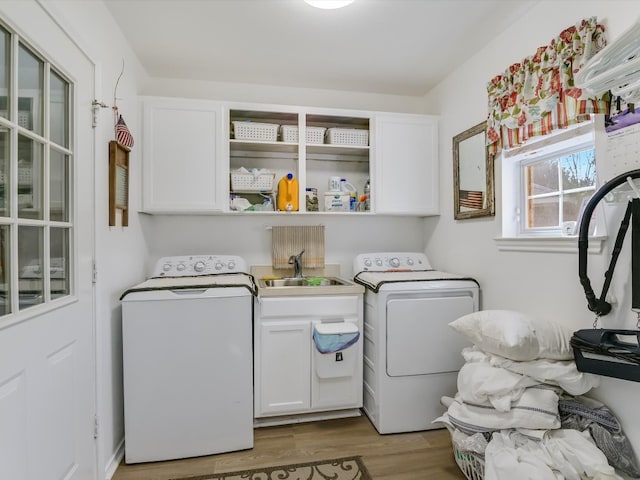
[487,17,609,154]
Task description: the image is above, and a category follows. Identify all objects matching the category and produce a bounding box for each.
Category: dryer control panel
[353,252,432,273]
[152,255,248,277]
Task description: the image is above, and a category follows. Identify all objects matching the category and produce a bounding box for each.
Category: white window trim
[495,235,605,253]
[496,121,606,253]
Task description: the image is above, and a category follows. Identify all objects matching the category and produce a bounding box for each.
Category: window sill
[494,235,606,253]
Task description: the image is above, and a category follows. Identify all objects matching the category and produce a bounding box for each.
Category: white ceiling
[104,0,536,97]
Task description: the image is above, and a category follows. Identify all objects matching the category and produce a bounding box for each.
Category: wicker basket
[280,125,326,144]
[230,172,275,192]
[232,121,279,142]
[326,127,369,146]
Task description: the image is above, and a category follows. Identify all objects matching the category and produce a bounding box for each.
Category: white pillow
[449,310,573,361]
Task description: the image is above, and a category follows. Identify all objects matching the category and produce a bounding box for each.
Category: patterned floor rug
[169,456,372,480]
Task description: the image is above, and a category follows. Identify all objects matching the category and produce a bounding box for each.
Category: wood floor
[112,414,466,480]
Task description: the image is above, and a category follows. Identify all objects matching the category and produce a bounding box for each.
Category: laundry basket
[453,444,484,480]
[447,427,485,480]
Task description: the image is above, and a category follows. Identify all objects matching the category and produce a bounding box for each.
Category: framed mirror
[453,121,495,220]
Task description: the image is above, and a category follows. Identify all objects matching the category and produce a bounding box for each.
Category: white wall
[423,0,640,451]
[144,77,427,114]
[141,214,425,278]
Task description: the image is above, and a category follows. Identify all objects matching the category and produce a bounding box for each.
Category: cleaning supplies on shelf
[277,173,299,211]
[328,176,341,192]
[363,177,370,211]
[340,178,357,211]
[305,187,318,211]
[324,191,350,211]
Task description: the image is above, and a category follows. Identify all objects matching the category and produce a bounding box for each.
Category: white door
[0,3,96,480]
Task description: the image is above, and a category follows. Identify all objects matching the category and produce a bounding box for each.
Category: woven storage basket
[232,121,279,142]
[230,172,275,192]
[326,128,369,146]
[280,125,326,144]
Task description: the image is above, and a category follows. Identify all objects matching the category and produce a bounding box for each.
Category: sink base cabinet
[254,295,363,421]
[257,320,311,415]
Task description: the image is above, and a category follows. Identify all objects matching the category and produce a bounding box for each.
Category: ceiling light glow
[304,0,355,9]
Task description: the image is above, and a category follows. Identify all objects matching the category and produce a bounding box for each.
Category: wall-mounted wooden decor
[109,140,130,226]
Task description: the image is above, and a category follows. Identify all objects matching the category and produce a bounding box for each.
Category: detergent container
[277,173,299,211]
[340,178,357,211]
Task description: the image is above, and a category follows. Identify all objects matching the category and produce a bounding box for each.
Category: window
[522,147,596,233]
[0,24,72,316]
[500,121,603,247]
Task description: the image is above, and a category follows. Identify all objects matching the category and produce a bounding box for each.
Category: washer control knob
[407,258,414,266]
[215,262,224,270]
[375,259,383,267]
[364,259,372,267]
[389,257,400,268]
[163,263,172,272]
[194,261,206,273]
[227,261,236,270]
[176,264,186,271]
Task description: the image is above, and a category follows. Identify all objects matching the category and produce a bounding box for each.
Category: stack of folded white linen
[434,309,640,480]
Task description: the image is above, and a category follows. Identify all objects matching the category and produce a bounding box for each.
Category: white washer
[353,252,479,434]
[120,255,255,463]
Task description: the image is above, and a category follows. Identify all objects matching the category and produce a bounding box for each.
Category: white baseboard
[103,438,125,480]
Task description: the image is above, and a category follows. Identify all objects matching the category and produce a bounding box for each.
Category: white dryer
[120,255,255,463]
[353,252,479,434]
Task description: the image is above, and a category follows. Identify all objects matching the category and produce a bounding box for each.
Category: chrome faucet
[288,250,305,278]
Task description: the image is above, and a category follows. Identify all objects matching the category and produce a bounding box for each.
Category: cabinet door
[256,320,310,416]
[374,114,439,215]
[141,97,223,213]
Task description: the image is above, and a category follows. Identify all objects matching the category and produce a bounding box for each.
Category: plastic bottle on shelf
[340,178,358,212]
[363,177,370,211]
[277,173,299,211]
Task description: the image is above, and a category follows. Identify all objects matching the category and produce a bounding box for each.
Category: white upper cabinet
[373,113,439,215]
[141,97,223,213]
[140,97,438,216]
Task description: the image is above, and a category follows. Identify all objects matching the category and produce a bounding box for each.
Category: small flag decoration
[459,190,484,209]
[115,114,134,148]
